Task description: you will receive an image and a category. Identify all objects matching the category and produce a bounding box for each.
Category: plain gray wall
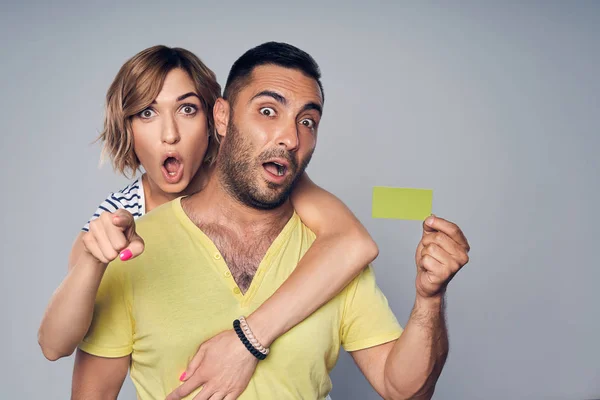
[1,1,598,399]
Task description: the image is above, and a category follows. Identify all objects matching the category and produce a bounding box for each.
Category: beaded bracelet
[238,316,270,355]
[233,318,268,360]
[234,320,265,360]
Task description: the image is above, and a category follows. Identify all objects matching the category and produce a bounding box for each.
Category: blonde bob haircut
[99,45,221,177]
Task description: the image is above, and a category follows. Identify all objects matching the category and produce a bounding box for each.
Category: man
[72,42,470,400]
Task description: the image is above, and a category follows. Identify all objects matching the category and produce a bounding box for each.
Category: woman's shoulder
[82,177,146,232]
[111,177,143,204]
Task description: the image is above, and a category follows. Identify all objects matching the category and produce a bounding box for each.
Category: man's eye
[300,118,315,128]
[139,108,156,119]
[260,107,276,117]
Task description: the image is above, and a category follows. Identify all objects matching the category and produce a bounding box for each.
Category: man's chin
[251,192,289,210]
[247,184,293,210]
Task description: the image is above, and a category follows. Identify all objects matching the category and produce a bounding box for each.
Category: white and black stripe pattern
[82,177,146,232]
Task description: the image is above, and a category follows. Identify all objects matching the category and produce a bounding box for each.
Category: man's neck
[183,170,293,238]
[182,171,294,293]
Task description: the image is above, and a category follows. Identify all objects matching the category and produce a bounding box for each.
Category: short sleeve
[79,260,134,357]
[341,265,403,352]
[81,194,123,232]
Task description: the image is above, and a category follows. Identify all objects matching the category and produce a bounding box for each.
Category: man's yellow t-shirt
[80,198,403,399]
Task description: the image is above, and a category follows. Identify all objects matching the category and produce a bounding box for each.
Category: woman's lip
[162,151,183,165]
[161,162,184,184]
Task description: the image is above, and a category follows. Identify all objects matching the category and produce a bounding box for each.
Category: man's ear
[213,98,230,137]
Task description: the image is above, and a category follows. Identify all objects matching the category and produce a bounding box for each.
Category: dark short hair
[223,41,324,106]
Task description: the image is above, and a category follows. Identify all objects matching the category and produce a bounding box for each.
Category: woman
[39,45,376,398]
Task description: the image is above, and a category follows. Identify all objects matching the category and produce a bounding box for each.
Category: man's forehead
[245,65,323,106]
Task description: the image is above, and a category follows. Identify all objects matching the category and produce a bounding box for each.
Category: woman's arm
[38,233,107,361]
[174,173,379,396]
[247,172,378,346]
[38,210,143,361]
[72,350,130,399]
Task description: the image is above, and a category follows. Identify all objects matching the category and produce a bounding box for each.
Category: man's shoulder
[292,212,317,241]
[135,198,179,230]
[114,199,190,272]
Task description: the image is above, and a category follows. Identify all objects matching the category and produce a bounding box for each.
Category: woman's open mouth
[161,155,184,184]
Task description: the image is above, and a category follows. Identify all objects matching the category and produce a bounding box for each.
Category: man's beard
[218,119,313,210]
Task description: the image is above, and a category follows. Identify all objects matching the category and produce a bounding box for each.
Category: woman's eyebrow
[151,92,200,104]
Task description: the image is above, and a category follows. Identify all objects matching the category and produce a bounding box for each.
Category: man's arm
[351,215,469,399]
[249,172,378,344]
[350,296,448,399]
[72,349,130,400]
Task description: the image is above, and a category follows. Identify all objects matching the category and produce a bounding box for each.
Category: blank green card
[372,187,433,221]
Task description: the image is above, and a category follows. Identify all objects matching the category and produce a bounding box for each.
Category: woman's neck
[141,163,215,213]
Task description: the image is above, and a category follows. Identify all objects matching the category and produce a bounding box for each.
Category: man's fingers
[420,254,450,285]
[421,233,469,266]
[422,215,437,235]
[420,243,446,266]
[422,215,470,251]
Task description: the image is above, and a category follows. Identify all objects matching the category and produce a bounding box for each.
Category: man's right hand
[82,209,145,264]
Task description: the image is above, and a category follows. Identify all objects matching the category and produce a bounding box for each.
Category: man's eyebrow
[250,90,322,116]
[301,102,323,116]
[151,92,200,104]
[250,90,287,105]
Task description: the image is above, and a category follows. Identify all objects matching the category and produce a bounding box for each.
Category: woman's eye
[300,118,315,128]
[139,108,156,119]
[180,104,198,115]
[260,107,276,117]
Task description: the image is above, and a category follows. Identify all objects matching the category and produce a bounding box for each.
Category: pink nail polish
[179,372,186,381]
[120,249,132,261]
[426,216,435,226]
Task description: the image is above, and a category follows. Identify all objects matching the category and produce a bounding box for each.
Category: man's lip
[262,165,288,183]
[262,158,290,170]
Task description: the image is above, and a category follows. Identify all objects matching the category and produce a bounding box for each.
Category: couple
[39,42,470,399]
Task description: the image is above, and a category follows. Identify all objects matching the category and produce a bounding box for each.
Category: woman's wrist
[233,317,269,360]
[245,308,284,348]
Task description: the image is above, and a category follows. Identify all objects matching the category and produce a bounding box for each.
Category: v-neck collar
[173,196,299,307]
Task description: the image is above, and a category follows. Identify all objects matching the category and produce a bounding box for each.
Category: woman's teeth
[164,157,181,176]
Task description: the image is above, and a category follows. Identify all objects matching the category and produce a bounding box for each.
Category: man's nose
[275,120,299,151]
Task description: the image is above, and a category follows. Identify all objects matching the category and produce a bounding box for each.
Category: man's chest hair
[199,222,278,292]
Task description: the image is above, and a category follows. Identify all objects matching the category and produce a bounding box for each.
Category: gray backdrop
[1,1,598,399]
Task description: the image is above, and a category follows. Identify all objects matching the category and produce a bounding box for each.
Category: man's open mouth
[263,161,287,177]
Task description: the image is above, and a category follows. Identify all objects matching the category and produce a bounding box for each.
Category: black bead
[232,319,267,361]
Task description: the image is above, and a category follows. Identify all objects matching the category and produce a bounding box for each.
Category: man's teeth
[273,162,284,176]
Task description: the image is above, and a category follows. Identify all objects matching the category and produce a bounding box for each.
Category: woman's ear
[213,98,230,138]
